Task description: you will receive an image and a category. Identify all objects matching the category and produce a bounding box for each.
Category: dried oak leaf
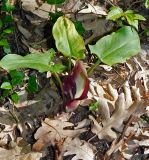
[0,146,42,160]
[126,48,149,94]
[89,81,142,140]
[63,137,95,160]
[0,112,17,147]
[33,113,86,151]
[120,125,149,159]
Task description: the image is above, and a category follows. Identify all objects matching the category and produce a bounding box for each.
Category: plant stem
[68,57,72,73]
[87,59,101,75]
[53,73,64,99]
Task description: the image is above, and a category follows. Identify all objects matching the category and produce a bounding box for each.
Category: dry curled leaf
[0,146,42,160]
[63,137,95,160]
[79,3,107,15]
[33,113,86,151]
[126,47,149,95]
[89,81,142,140]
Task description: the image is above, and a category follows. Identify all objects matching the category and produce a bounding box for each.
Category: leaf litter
[0,0,149,159]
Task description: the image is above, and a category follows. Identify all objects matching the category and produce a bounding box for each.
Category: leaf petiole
[87,59,101,75]
[53,72,64,99]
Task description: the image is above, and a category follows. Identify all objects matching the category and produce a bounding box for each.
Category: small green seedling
[0,0,15,54]
[107,6,146,30]
[0,70,25,103]
[89,102,100,111]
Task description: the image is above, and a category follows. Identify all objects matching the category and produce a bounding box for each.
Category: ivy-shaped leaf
[3,27,14,34]
[10,70,25,86]
[1,82,12,90]
[125,13,139,30]
[49,12,63,22]
[106,6,123,21]
[107,7,145,30]
[27,75,38,93]
[74,21,85,36]
[52,16,86,59]
[2,0,15,12]
[0,39,9,46]
[11,92,19,103]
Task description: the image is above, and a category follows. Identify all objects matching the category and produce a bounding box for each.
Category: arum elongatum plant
[63,60,89,111]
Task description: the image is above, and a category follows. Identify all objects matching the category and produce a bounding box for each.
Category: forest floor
[0,0,149,160]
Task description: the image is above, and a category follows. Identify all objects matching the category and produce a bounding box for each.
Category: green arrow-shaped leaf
[1,82,12,90]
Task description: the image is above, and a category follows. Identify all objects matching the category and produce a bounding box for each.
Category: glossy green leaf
[52,16,86,59]
[11,92,19,103]
[74,21,85,35]
[125,12,145,29]
[125,13,138,30]
[1,82,12,90]
[107,6,123,21]
[134,14,146,20]
[49,12,63,22]
[3,27,14,34]
[3,15,13,23]
[47,0,65,4]
[0,39,8,46]
[89,26,140,66]
[0,51,54,72]
[10,70,25,86]
[27,75,38,93]
[2,90,9,98]
[107,7,145,29]
[89,102,100,111]
[145,0,149,8]
[2,0,15,12]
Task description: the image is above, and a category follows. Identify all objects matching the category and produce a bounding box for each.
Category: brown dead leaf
[63,137,95,160]
[0,145,42,160]
[90,82,142,140]
[33,113,86,151]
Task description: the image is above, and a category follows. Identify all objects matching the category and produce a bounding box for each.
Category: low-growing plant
[0,15,141,110]
[0,69,39,103]
[89,102,100,111]
[0,0,142,111]
[0,0,15,54]
[0,70,24,103]
[107,6,146,30]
